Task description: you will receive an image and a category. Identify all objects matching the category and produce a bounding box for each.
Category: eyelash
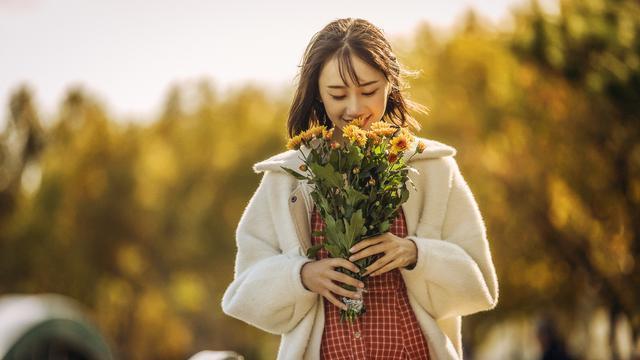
[331,90,377,100]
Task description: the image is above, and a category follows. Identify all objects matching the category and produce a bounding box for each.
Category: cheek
[372,92,388,114]
[322,101,344,127]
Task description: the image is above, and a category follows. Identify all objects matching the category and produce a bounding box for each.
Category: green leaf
[309,162,343,188]
[345,186,368,207]
[400,187,409,204]
[324,214,345,251]
[325,243,342,258]
[344,209,365,248]
[306,243,323,258]
[281,166,308,180]
[378,220,390,233]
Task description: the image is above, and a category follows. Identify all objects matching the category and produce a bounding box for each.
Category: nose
[345,97,365,120]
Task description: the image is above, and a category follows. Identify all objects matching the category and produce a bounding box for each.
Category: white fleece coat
[221,136,499,360]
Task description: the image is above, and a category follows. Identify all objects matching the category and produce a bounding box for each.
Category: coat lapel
[288,183,312,254]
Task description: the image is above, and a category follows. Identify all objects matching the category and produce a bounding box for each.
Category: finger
[363,254,394,276]
[331,258,360,273]
[324,291,348,310]
[370,258,403,277]
[349,236,384,254]
[348,242,389,262]
[329,282,361,300]
[330,271,365,290]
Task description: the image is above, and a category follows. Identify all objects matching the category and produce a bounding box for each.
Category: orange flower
[300,126,322,141]
[370,121,396,137]
[390,135,409,154]
[286,135,303,150]
[323,128,334,140]
[388,152,399,163]
[416,141,426,153]
[343,124,368,147]
[351,115,366,128]
[366,131,382,144]
[399,127,415,144]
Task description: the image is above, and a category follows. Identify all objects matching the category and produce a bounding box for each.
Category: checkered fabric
[311,204,430,360]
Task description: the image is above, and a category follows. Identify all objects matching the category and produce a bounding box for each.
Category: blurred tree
[509,0,640,349]
[0,85,45,217]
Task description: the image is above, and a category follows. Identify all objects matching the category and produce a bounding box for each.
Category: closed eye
[330,90,377,101]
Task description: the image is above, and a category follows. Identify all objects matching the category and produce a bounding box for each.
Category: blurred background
[1,0,639,359]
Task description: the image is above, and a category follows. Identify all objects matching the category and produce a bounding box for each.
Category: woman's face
[318,54,391,132]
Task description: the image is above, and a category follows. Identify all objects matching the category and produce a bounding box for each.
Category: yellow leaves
[116,244,147,278]
[547,175,587,229]
[547,175,633,276]
[95,277,134,341]
[135,137,178,209]
[169,271,206,313]
[134,288,194,357]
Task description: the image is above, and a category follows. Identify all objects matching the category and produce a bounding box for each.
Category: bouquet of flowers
[282,117,426,323]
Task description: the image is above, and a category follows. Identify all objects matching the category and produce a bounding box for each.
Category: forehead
[319,54,383,88]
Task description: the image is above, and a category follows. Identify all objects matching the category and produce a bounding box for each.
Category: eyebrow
[327,80,379,89]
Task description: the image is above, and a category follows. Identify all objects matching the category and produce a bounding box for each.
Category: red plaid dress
[311,204,430,360]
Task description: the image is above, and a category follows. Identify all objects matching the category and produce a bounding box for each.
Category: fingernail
[349,247,355,253]
[359,282,364,288]
[348,256,354,261]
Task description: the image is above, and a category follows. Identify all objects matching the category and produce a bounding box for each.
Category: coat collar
[252,136,457,174]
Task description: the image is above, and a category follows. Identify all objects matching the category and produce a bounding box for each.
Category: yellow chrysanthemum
[370,121,396,137]
[350,116,366,128]
[286,134,303,150]
[295,125,326,143]
[366,131,382,144]
[342,124,367,147]
[416,141,426,153]
[390,135,409,154]
[398,127,415,143]
[322,127,334,140]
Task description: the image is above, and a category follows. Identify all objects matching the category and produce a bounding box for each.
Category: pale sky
[0,0,537,123]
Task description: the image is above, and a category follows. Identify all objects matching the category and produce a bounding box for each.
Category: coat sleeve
[401,157,499,320]
[221,171,318,335]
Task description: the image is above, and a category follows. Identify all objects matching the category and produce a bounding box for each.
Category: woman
[221,18,498,360]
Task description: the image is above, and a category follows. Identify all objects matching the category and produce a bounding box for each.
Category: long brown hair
[287,18,428,138]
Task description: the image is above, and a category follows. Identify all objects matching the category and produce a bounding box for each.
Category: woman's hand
[348,233,417,277]
[301,258,365,310]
